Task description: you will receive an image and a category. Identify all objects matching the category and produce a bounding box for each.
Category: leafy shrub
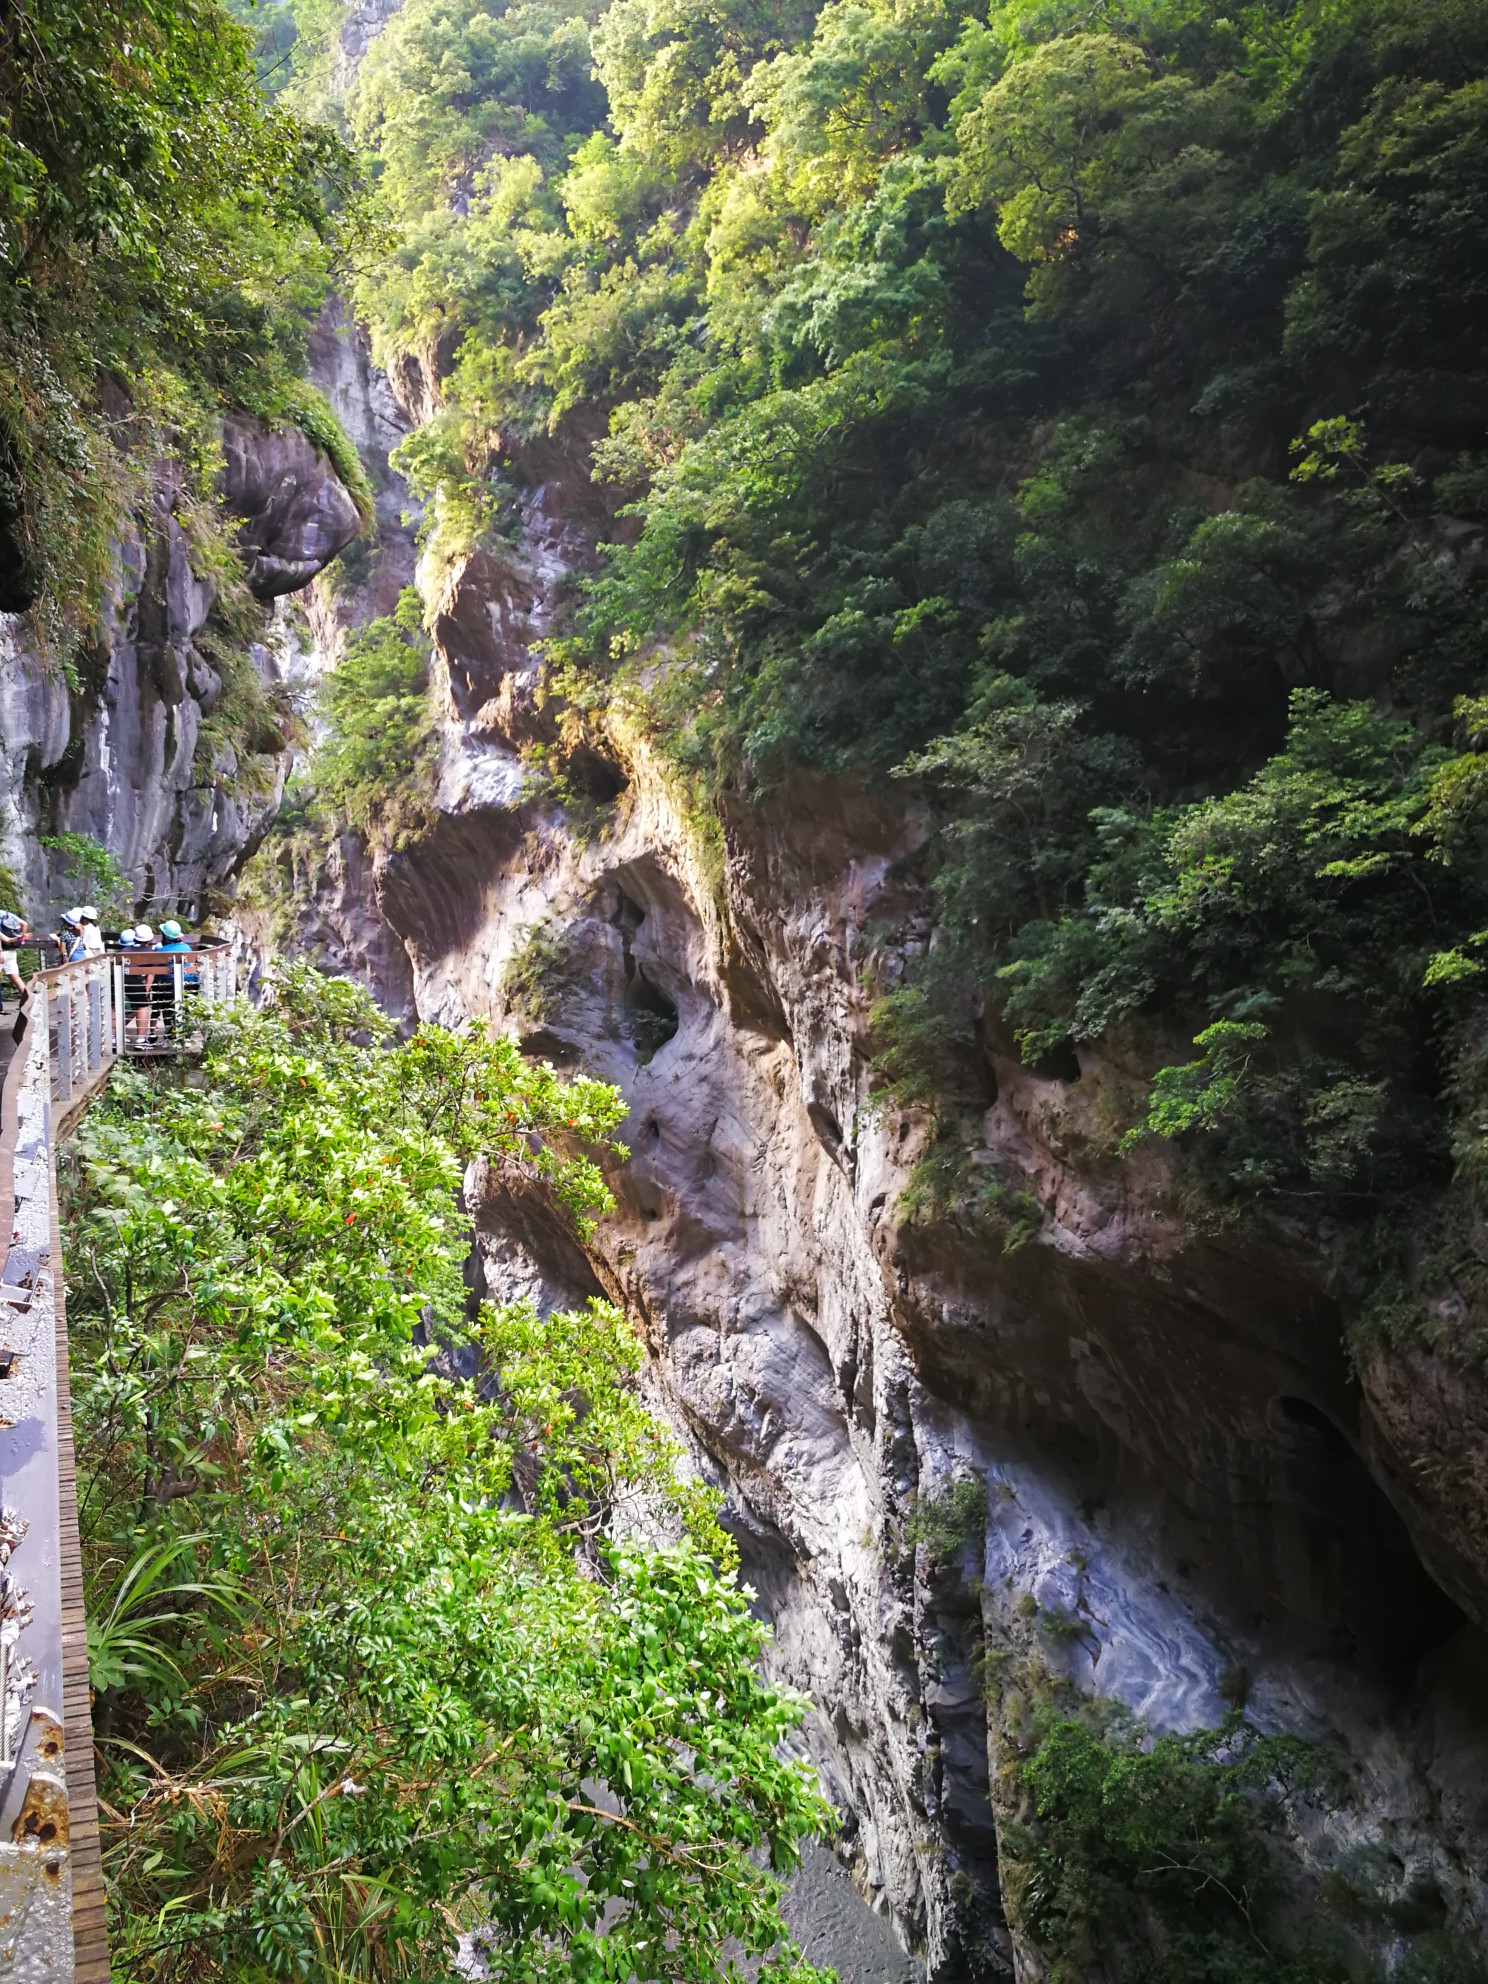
[39,832,132,921]
[66,968,830,1981]
[313,588,440,847]
[1008,1712,1331,1984]
[501,917,578,1022]
[906,1477,989,1560]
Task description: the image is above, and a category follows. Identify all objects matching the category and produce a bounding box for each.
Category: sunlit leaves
[66,968,831,1981]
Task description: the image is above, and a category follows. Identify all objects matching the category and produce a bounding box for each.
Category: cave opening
[612,886,681,1063]
[628,964,679,1064]
[1026,1037,1082,1083]
[1267,1393,1467,1684]
[565,747,628,805]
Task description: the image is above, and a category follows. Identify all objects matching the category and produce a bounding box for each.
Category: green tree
[315,588,440,847]
[67,967,833,1981]
[0,0,363,646]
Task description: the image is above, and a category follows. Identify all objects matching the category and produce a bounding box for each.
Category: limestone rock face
[283,454,1488,1979]
[220,413,363,601]
[0,414,360,920]
[304,297,421,640]
[232,280,1488,1978]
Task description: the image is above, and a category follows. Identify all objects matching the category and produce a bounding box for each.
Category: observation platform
[0,946,236,1980]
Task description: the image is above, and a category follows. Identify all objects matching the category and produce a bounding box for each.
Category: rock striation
[270,329,1488,1977]
[0,415,360,921]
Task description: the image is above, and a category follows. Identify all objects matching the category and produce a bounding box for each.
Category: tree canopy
[68,968,832,1980]
[0,0,362,645]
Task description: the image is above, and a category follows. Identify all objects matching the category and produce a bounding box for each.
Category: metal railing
[39,947,237,1107]
[0,989,106,1978]
[0,946,234,1977]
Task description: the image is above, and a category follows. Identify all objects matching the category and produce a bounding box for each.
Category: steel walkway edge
[0,947,236,1980]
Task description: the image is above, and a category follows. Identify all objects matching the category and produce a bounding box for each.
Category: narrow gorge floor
[783,1847,919,1983]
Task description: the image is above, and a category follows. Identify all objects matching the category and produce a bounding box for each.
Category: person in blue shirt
[54,909,88,964]
[159,920,199,981]
[153,918,198,1036]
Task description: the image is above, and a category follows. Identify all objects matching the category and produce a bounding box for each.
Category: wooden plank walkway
[49,1081,111,1981]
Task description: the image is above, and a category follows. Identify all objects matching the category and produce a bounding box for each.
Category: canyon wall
[265,321,1488,1981]
[0,416,360,923]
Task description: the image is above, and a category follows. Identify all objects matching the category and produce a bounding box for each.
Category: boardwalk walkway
[0,947,234,1980]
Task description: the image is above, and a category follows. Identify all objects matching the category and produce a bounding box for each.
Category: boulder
[219,413,362,600]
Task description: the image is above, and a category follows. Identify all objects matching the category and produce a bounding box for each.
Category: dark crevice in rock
[611,886,681,1064]
[0,471,36,613]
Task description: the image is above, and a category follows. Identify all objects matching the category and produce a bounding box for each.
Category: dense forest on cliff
[12,0,1488,1332]
[0,0,367,655]
[11,0,1488,1976]
[265,0,1488,1345]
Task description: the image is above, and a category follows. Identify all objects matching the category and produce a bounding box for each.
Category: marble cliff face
[0,415,359,923]
[237,312,1488,1982]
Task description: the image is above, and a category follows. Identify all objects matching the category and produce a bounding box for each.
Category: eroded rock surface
[0,414,360,919]
[220,413,362,601]
[277,434,1488,1978]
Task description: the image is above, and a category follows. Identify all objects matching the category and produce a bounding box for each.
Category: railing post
[173,959,184,1043]
[55,980,72,1105]
[87,964,101,1071]
[112,960,125,1058]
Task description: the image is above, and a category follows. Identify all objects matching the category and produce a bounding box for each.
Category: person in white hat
[0,910,31,1006]
[77,906,106,957]
[125,925,156,1044]
[54,909,88,964]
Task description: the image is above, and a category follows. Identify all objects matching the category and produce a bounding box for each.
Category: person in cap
[159,919,199,986]
[54,909,88,964]
[77,906,105,957]
[152,917,197,1037]
[126,924,156,1044]
[0,910,31,1005]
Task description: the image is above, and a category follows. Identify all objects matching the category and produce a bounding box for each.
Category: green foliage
[39,832,133,920]
[1008,1711,1332,1984]
[86,1532,243,1697]
[502,917,579,1022]
[0,0,363,652]
[244,374,376,521]
[897,1124,1044,1250]
[313,588,440,848]
[329,0,1488,1324]
[66,966,832,1981]
[0,862,26,919]
[905,1477,988,1560]
[1123,1022,1268,1151]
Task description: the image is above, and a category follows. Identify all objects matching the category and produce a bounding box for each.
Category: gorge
[5,0,1488,1977]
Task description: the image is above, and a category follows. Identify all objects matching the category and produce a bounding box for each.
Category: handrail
[34,945,238,1109]
[0,944,237,1974]
[0,994,35,1287]
[0,974,109,1978]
